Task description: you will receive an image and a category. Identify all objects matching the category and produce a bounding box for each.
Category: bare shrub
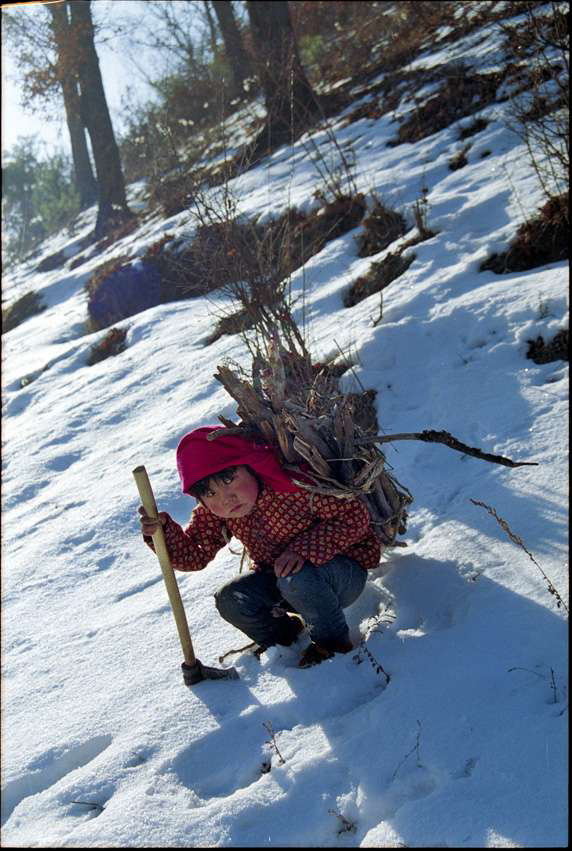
[410,185,438,243]
[500,2,569,202]
[181,183,365,350]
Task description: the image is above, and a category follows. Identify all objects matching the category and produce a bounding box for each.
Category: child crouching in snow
[139,426,383,668]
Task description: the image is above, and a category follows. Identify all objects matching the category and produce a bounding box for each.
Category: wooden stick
[356,430,538,468]
[132,466,196,666]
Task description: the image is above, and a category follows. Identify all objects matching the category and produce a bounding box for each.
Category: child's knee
[214,582,240,618]
[277,565,315,598]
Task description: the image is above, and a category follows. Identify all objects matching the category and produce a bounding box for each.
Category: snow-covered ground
[2,7,568,848]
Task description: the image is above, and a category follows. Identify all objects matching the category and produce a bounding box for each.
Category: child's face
[200,466,260,518]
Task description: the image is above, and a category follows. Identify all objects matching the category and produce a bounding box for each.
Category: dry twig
[263,721,286,765]
[470,499,568,614]
[360,430,538,468]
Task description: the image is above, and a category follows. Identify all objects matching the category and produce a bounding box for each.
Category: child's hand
[274,549,305,578]
[138,506,168,537]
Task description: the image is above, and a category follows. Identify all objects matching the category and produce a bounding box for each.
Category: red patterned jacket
[147,486,382,573]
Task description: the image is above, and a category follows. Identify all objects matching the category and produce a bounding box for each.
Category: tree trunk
[49,3,98,210]
[202,0,219,60]
[68,0,133,239]
[246,0,320,146]
[210,0,253,98]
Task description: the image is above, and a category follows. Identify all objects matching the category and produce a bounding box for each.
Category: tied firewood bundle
[211,336,413,546]
[210,335,539,547]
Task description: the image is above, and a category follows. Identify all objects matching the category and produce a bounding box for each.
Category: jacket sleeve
[144,505,227,572]
[287,494,372,565]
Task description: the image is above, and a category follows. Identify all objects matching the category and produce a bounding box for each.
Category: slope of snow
[2,8,568,848]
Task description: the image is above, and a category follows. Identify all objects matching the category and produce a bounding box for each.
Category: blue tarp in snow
[87,260,162,329]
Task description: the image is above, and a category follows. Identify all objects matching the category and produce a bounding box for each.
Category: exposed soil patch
[343,97,386,126]
[94,215,141,251]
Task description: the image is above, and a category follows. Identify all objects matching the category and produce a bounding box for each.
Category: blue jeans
[214,555,367,648]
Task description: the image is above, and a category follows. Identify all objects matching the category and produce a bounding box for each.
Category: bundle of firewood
[211,336,413,546]
[210,332,538,547]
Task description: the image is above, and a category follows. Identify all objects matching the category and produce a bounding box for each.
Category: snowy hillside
[2,4,568,848]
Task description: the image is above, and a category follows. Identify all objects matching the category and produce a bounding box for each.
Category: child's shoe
[298,642,334,667]
[252,614,306,659]
[298,635,353,668]
[284,612,305,641]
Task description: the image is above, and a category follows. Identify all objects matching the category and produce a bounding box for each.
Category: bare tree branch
[357,430,538,468]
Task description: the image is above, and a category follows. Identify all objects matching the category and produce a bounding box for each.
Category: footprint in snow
[383,555,471,636]
[169,715,269,799]
[114,575,162,602]
[379,765,438,820]
[45,451,83,472]
[1,734,113,826]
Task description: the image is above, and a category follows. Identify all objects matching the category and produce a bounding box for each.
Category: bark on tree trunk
[211,0,253,98]
[49,3,98,210]
[246,0,321,147]
[202,0,219,60]
[68,0,132,239]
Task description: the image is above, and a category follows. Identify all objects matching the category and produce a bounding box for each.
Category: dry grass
[87,327,128,366]
[448,144,471,171]
[2,290,46,333]
[389,66,504,147]
[480,192,568,273]
[458,117,489,140]
[526,328,569,364]
[344,251,416,309]
[356,200,409,258]
[471,498,568,614]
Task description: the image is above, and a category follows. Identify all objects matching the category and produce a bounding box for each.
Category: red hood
[176,426,304,494]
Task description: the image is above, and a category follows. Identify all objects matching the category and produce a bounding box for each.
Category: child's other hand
[138,506,167,537]
[274,549,305,578]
